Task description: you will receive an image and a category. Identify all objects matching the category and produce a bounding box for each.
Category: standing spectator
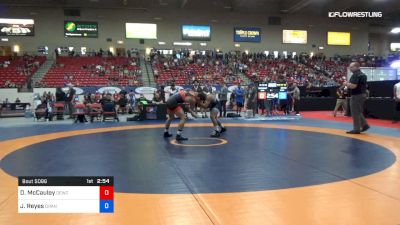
[192,80,206,117]
[192,80,202,93]
[128,90,136,112]
[55,88,66,102]
[288,83,301,115]
[333,84,348,117]
[204,82,213,95]
[219,83,228,117]
[344,62,369,134]
[168,83,178,96]
[120,88,127,97]
[247,83,258,117]
[394,80,400,123]
[279,95,290,115]
[66,84,76,119]
[159,86,166,103]
[235,84,244,114]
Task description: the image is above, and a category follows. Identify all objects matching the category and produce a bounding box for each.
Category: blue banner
[234,27,261,42]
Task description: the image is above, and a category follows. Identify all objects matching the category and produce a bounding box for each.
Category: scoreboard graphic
[258,82,288,100]
[18,176,114,213]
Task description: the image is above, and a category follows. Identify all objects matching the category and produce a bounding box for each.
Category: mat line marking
[162,140,220,225]
[265,146,400,202]
[170,137,227,147]
[0,123,399,199]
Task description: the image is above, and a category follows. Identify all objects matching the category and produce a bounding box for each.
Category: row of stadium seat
[0,56,46,87]
[41,56,143,87]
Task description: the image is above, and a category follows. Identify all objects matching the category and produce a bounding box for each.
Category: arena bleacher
[41,56,142,87]
[0,55,46,88]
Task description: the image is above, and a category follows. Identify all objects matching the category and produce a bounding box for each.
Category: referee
[344,62,370,134]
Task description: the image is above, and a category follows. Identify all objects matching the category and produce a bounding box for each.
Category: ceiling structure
[0,0,399,24]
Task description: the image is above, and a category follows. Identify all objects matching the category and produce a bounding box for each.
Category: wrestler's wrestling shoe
[176,135,188,141]
[163,132,173,138]
[220,127,227,133]
[210,131,220,137]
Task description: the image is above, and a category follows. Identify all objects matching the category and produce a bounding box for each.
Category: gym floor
[0,112,399,225]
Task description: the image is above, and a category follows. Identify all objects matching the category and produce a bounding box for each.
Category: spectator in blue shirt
[235,84,244,114]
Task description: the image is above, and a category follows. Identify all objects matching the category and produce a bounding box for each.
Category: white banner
[97,87,121,94]
[135,87,157,94]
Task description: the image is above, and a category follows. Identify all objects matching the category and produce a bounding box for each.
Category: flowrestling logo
[328,12,382,18]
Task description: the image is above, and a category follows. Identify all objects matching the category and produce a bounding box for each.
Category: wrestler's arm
[185,98,198,118]
[198,95,213,108]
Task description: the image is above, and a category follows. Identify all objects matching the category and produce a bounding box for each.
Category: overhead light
[117,40,124,44]
[234,43,240,47]
[390,27,400,34]
[160,2,168,6]
[1,38,8,42]
[153,17,162,20]
[109,47,115,54]
[145,48,151,55]
[13,45,20,53]
[211,19,218,23]
[158,41,166,45]
[318,46,324,50]
[200,43,207,46]
[173,42,192,46]
[273,51,278,59]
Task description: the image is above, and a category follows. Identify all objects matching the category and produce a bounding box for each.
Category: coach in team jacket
[344,62,370,134]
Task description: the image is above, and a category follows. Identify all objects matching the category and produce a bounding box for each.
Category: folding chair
[89,103,102,122]
[53,102,65,120]
[73,103,87,123]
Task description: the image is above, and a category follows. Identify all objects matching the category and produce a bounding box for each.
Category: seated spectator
[101,93,119,121]
[15,98,21,103]
[117,94,128,113]
[152,91,162,104]
[138,94,149,105]
[35,97,53,121]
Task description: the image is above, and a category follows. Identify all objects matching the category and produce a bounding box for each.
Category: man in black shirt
[247,83,258,117]
[191,80,206,117]
[344,62,370,134]
[66,84,76,119]
[159,85,166,103]
[55,87,66,102]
